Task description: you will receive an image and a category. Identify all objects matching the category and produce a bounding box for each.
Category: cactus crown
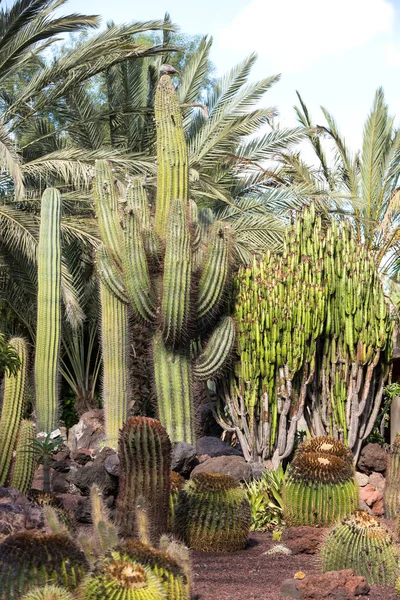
[107,561,148,590]
[21,585,75,600]
[190,472,240,492]
[28,489,63,508]
[0,532,86,564]
[296,436,353,462]
[115,540,185,580]
[170,471,185,493]
[289,436,354,484]
[344,510,393,542]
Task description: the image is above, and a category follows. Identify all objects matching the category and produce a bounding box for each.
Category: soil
[190,532,398,600]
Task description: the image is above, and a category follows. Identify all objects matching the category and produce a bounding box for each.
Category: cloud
[219,0,394,72]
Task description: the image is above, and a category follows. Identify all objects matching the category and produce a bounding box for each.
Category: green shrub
[245,465,284,531]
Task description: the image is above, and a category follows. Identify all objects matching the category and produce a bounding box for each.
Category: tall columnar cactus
[0,532,89,599]
[99,280,129,447]
[114,540,188,600]
[93,72,234,446]
[282,436,359,527]
[0,337,28,484]
[10,419,36,494]
[321,511,399,585]
[80,560,165,600]
[35,188,62,433]
[173,473,251,552]
[21,585,75,600]
[222,205,393,464]
[115,417,172,542]
[385,434,400,519]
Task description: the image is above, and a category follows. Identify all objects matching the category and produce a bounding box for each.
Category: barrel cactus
[21,585,75,600]
[115,539,188,600]
[173,473,251,552]
[169,472,185,530]
[80,560,165,600]
[385,434,400,519]
[282,436,358,526]
[321,510,399,585]
[115,417,171,542]
[0,532,89,599]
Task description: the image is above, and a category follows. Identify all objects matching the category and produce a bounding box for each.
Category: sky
[64,0,400,150]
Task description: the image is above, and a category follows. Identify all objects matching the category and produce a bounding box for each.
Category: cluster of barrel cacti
[321,511,399,585]
[94,71,235,447]
[173,472,251,551]
[228,205,393,463]
[282,436,359,526]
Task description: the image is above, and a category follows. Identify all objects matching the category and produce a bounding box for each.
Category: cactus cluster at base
[282,436,359,526]
[385,434,400,519]
[173,473,251,552]
[0,532,89,599]
[321,511,399,585]
[115,417,171,542]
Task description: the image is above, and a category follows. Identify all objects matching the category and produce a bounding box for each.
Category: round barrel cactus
[282,436,358,526]
[321,510,399,585]
[80,559,165,600]
[115,539,188,600]
[0,532,89,599]
[173,472,251,552]
[21,585,75,600]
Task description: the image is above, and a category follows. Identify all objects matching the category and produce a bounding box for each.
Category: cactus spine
[0,337,28,484]
[100,280,129,448]
[173,473,251,552]
[10,419,36,494]
[282,437,358,527]
[21,586,75,600]
[115,417,172,542]
[226,205,393,464]
[35,188,61,433]
[321,511,399,585]
[385,434,400,519]
[0,532,89,599]
[93,72,234,446]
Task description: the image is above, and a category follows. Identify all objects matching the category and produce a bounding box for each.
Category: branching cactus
[173,473,251,552]
[0,532,89,599]
[321,511,399,585]
[0,337,29,484]
[385,434,400,519]
[115,417,172,542]
[10,419,36,494]
[35,188,62,434]
[282,436,359,526]
[93,72,234,446]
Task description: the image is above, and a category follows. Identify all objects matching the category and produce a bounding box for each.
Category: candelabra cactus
[321,511,399,585]
[10,420,36,494]
[282,436,358,526]
[115,417,172,542]
[115,540,188,600]
[385,434,400,519]
[80,560,165,600]
[173,473,251,552]
[0,337,29,484]
[35,188,62,434]
[21,585,75,600]
[0,532,89,599]
[93,72,234,446]
[222,205,393,464]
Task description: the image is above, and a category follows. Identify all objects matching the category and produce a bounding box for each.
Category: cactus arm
[94,160,122,265]
[155,74,189,238]
[161,199,192,348]
[126,178,161,261]
[122,208,157,323]
[193,317,235,381]
[10,420,36,495]
[0,337,28,484]
[96,245,128,304]
[35,188,61,433]
[152,331,195,444]
[100,280,129,448]
[197,222,232,323]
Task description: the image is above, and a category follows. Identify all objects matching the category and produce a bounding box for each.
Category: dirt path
[191,532,398,600]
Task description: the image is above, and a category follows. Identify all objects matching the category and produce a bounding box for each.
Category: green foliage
[0,532,89,599]
[174,473,251,552]
[0,332,21,376]
[223,205,393,463]
[23,433,63,493]
[321,511,399,585]
[282,437,359,527]
[245,465,284,531]
[115,417,172,543]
